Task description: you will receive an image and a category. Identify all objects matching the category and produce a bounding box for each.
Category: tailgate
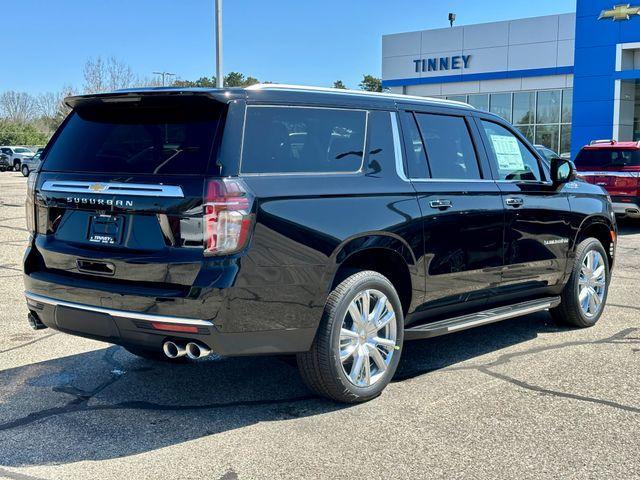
[28,93,227,289]
[33,173,206,287]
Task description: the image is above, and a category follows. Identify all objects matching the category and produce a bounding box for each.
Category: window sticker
[489,134,524,171]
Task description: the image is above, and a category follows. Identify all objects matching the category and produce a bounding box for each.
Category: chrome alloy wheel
[578,250,607,318]
[339,289,397,388]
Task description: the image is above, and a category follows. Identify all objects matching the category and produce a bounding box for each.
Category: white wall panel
[521,74,567,90]
[509,15,559,45]
[382,32,421,58]
[421,27,464,54]
[508,42,558,70]
[479,78,523,93]
[557,39,575,67]
[558,13,576,40]
[462,21,510,49]
[382,55,420,80]
[441,81,481,95]
[461,47,509,74]
[405,84,444,96]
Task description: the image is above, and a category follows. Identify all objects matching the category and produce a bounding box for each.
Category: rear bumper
[24,290,316,356]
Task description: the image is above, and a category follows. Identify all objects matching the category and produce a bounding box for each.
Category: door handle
[505,197,524,208]
[429,199,452,210]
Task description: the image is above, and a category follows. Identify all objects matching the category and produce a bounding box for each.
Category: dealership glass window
[536,90,561,124]
[560,124,572,157]
[467,94,489,111]
[634,81,640,141]
[490,93,512,122]
[535,125,560,154]
[562,89,573,124]
[513,92,535,125]
[515,125,535,144]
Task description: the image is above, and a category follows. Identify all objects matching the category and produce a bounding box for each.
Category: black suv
[24,85,616,403]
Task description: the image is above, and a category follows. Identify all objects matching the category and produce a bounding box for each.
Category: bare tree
[83,56,136,93]
[0,91,36,123]
[35,92,60,119]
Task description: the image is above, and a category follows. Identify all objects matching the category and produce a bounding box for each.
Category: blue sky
[4,0,576,94]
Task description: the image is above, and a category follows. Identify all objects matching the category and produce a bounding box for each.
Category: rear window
[42,103,222,175]
[575,149,640,169]
[241,106,366,174]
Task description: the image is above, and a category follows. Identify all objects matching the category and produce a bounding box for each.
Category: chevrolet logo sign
[599,4,640,21]
[88,183,108,192]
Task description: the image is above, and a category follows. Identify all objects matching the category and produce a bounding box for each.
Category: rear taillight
[203,178,254,256]
[25,172,38,234]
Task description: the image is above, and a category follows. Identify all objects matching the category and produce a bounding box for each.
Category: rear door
[475,116,572,299]
[399,108,504,315]
[32,94,227,291]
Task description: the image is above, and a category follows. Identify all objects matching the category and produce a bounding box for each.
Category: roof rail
[245,83,474,109]
[590,139,615,145]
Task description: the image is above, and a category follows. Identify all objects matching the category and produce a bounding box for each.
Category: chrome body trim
[25,291,213,326]
[41,181,185,198]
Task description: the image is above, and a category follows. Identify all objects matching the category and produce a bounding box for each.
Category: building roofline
[381,11,576,39]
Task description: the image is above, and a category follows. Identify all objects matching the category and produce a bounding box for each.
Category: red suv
[575,140,640,218]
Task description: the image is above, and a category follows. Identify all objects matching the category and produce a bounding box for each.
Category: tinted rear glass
[575,149,640,169]
[43,102,222,175]
[241,106,366,174]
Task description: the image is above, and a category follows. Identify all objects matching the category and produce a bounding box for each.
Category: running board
[404,297,561,341]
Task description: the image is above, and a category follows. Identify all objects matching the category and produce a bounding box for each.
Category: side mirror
[550,157,576,185]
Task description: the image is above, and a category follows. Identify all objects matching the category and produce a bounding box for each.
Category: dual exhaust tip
[163,340,211,360]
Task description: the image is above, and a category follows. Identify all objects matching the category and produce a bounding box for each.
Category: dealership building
[382,0,640,158]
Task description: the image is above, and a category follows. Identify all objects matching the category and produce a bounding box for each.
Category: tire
[297,270,404,403]
[21,165,29,177]
[13,161,20,172]
[123,345,188,363]
[551,237,610,328]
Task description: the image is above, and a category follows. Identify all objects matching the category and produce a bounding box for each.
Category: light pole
[215,0,223,88]
[153,71,176,86]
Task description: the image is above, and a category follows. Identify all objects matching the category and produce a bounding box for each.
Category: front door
[475,117,572,299]
[399,109,504,316]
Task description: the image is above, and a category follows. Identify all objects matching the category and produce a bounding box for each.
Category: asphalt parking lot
[0,172,639,480]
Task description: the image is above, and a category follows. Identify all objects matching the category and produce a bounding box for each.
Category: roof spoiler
[64,88,237,109]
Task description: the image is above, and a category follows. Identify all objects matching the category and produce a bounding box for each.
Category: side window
[415,113,481,180]
[480,120,543,181]
[365,111,395,173]
[399,111,429,178]
[241,106,366,174]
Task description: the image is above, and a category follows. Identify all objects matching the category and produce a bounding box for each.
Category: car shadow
[0,311,562,467]
[617,218,640,236]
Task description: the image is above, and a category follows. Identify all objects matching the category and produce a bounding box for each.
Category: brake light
[203,178,254,255]
[25,172,38,234]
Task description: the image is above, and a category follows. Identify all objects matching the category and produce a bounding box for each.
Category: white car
[0,146,35,171]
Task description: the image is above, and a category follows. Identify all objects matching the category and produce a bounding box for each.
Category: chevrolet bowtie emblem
[88,183,107,192]
[599,4,640,21]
